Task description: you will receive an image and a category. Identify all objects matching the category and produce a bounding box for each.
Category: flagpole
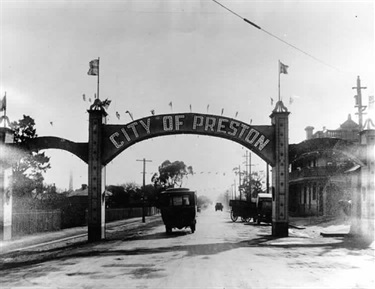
[278,60,281,102]
[3,92,6,128]
[97,57,100,100]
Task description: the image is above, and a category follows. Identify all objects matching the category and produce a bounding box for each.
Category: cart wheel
[230,211,238,222]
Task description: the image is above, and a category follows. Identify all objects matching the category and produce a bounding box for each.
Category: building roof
[338,114,359,130]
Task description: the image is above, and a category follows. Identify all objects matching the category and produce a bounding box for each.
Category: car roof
[161,188,195,194]
[258,193,272,199]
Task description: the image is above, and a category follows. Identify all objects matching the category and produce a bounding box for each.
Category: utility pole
[238,165,241,200]
[243,151,254,200]
[353,76,367,130]
[266,163,270,194]
[136,158,152,223]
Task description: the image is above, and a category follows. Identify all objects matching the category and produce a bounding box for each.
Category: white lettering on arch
[109,132,124,149]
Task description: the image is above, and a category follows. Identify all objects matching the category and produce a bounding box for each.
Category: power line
[211,0,338,71]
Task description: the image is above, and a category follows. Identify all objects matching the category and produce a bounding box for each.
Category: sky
[1,0,374,201]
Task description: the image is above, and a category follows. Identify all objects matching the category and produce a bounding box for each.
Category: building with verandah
[288,114,361,217]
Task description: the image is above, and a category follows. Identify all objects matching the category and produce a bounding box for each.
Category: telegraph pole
[353,76,367,130]
[238,165,241,200]
[137,158,152,223]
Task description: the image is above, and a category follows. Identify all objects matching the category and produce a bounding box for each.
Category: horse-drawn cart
[229,194,272,224]
[229,199,257,222]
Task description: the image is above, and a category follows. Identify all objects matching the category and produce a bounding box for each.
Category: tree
[11,115,51,200]
[152,160,194,189]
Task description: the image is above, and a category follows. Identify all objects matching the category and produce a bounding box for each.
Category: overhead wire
[211,0,339,71]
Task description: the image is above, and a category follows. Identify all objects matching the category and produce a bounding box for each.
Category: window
[169,195,190,206]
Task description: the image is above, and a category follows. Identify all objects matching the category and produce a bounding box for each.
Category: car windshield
[260,200,272,210]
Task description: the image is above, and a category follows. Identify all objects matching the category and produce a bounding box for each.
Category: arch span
[23,136,88,163]
[101,113,275,165]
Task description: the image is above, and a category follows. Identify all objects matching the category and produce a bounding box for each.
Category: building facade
[289,114,361,217]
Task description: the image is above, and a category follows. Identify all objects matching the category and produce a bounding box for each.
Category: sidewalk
[0,214,161,254]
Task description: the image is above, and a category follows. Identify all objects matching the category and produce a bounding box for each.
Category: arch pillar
[270,104,290,237]
[354,129,375,241]
[0,127,14,241]
[88,109,107,242]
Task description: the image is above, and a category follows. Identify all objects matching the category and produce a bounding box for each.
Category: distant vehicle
[157,188,197,234]
[215,202,223,211]
[229,193,272,224]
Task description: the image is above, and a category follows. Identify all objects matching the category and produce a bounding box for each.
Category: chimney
[305,126,314,140]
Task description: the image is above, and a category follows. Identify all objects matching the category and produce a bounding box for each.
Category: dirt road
[1,208,374,288]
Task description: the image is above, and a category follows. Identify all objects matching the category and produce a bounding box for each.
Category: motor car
[157,188,197,234]
[215,202,223,211]
[256,193,272,224]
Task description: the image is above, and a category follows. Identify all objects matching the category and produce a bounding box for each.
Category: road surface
[1,207,374,288]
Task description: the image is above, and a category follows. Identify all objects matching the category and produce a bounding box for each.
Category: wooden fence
[12,210,62,238]
[11,207,160,238]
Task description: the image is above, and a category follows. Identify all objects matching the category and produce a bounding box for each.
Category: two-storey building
[289,114,361,217]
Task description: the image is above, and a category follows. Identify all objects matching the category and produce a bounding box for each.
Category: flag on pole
[169,101,173,111]
[116,111,121,119]
[235,111,238,118]
[83,94,86,101]
[289,97,294,105]
[151,109,155,115]
[207,104,210,112]
[221,108,224,116]
[189,104,192,112]
[88,59,99,75]
[0,93,6,112]
[270,97,274,105]
[279,61,289,74]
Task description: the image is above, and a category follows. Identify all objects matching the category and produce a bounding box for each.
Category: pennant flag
[250,119,252,125]
[235,111,238,118]
[88,59,99,76]
[116,111,120,120]
[189,104,192,112]
[221,108,224,116]
[151,109,155,115]
[279,61,289,74]
[169,101,173,110]
[270,97,274,105]
[207,104,210,112]
[0,93,6,112]
[83,94,86,101]
[126,110,134,121]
